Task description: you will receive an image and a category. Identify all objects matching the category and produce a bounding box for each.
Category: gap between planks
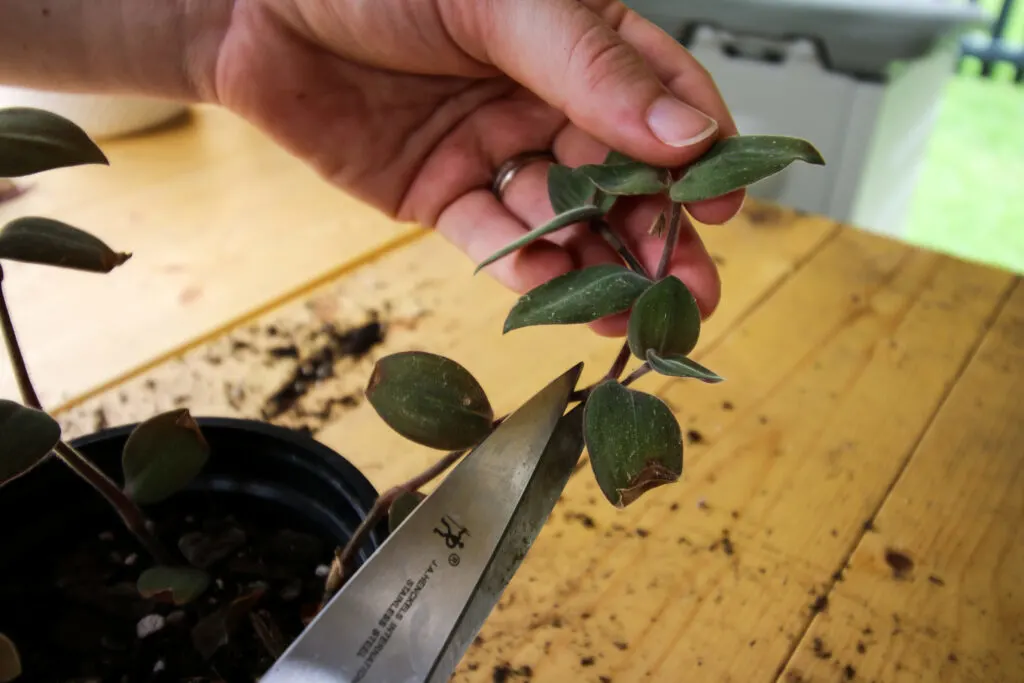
[770,275,1021,683]
[691,221,844,363]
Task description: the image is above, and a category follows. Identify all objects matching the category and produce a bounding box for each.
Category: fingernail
[646,96,718,147]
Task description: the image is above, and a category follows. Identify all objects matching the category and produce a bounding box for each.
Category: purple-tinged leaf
[366,352,494,450]
[584,381,682,508]
[0,217,131,273]
[0,399,59,486]
[627,276,701,360]
[122,408,209,504]
[0,107,108,177]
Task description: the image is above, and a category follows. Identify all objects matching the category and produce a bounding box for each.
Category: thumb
[466,0,720,166]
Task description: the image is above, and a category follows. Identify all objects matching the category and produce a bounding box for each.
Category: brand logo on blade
[434,515,469,550]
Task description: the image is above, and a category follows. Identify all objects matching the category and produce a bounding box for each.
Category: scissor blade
[425,402,585,683]
[261,362,583,683]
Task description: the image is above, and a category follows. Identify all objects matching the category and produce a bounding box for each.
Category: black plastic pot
[0,416,389,680]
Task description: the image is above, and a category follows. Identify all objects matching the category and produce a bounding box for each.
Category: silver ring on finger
[492,150,556,203]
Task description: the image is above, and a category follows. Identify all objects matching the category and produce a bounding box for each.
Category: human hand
[211,0,743,335]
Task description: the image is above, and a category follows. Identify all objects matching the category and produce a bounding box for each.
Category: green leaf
[366,351,494,450]
[122,408,210,505]
[0,217,131,273]
[670,135,825,203]
[576,161,669,196]
[603,150,634,165]
[0,632,21,683]
[646,350,724,383]
[388,490,426,533]
[596,191,618,213]
[0,399,60,486]
[589,149,634,213]
[627,276,702,360]
[548,149,639,215]
[0,106,108,177]
[137,566,210,605]
[548,164,597,214]
[583,381,682,508]
[503,264,652,333]
[475,205,603,273]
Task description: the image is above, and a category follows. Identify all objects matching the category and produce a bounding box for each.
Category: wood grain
[48,200,1019,682]
[781,281,1024,683]
[443,231,1014,683]
[0,105,416,407]
[53,201,836,455]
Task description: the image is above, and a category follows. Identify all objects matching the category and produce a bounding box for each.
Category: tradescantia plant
[0,107,212,679]
[325,133,825,592]
[0,108,826,638]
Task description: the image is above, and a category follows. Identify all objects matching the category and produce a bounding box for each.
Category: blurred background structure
[626,0,1023,275]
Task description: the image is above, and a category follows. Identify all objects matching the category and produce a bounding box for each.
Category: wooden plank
[0,104,416,407]
[440,235,1014,683]
[781,281,1024,683]
[53,202,837,448]
[50,207,1015,682]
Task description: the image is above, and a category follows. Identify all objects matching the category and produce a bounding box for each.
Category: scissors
[261,362,585,683]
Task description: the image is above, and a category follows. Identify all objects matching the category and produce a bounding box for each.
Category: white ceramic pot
[0,85,188,140]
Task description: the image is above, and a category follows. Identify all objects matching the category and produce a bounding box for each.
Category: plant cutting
[0,104,825,681]
[0,107,386,682]
[326,135,826,593]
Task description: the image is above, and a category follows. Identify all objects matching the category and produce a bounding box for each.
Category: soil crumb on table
[55,287,434,440]
[884,548,914,580]
[810,595,829,614]
[491,662,533,681]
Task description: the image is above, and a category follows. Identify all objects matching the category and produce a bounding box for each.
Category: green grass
[903,0,1024,275]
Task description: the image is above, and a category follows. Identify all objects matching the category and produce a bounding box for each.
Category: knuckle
[567,23,644,97]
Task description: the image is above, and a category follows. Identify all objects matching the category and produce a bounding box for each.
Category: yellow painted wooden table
[7,105,1023,683]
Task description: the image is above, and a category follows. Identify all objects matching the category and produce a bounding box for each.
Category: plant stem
[570,348,651,403]
[53,441,173,564]
[655,202,683,280]
[606,342,631,381]
[320,412,513,603]
[0,267,42,409]
[321,447,468,605]
[569,203,684,405]
[592,219,650,278]
[1,267,172,565]
[622,363,652,387]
